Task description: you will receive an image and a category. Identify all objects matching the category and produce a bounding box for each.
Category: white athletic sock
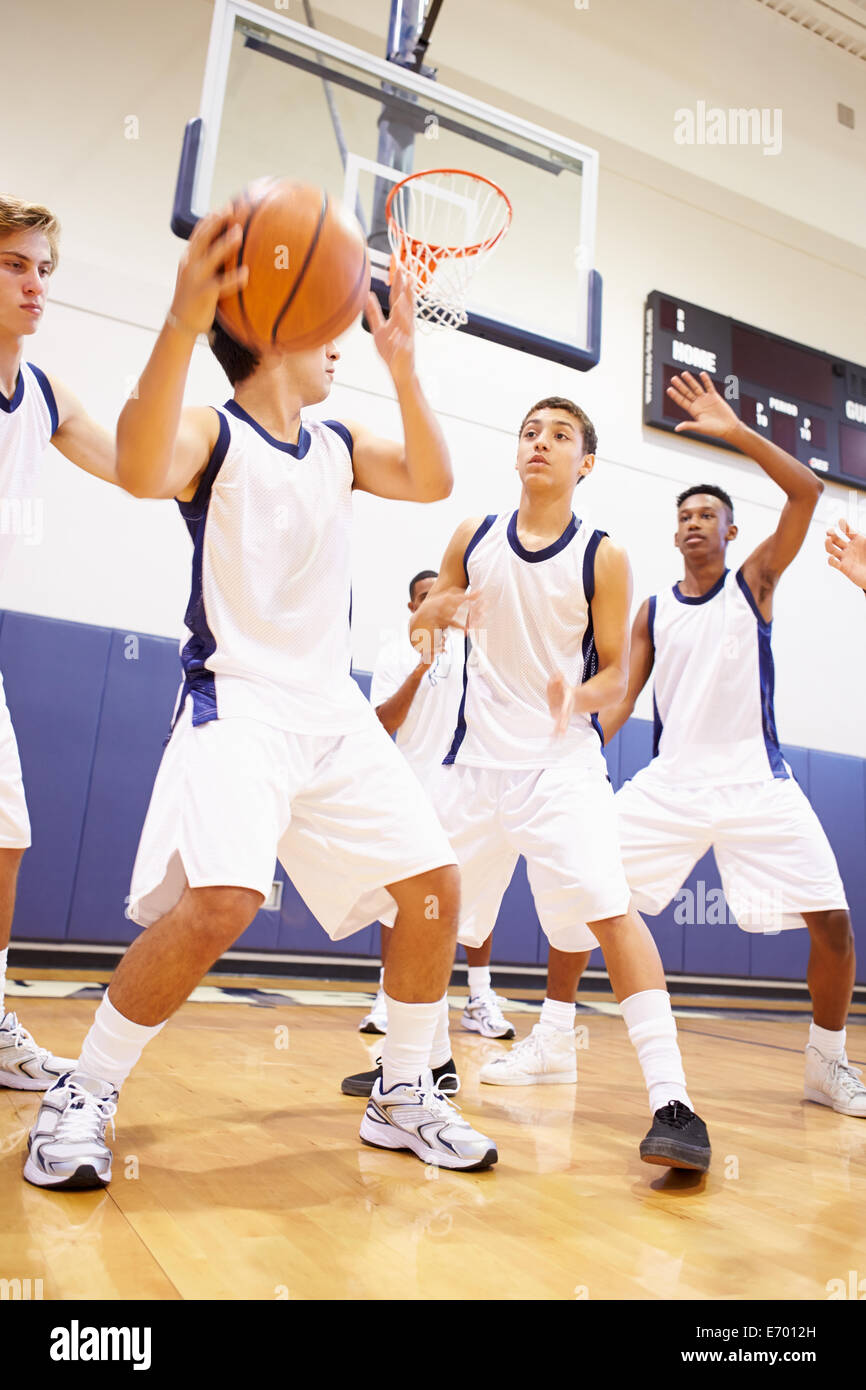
[809,1021,846,1061]
[381,995,442,1090]
[621,989,692,1115]
[429,995,452,1069]
[0,947,7,1016]
[76,992,167,1091]
[467,966,491,999]
[377,966,385,991]
[540,997,576,1032]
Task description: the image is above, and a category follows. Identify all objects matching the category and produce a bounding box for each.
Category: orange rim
[385,168,513,262]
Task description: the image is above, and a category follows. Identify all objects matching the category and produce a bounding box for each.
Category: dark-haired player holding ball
[23,208,498,1189]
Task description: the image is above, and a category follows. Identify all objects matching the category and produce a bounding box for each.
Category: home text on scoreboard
[643,291,866,492]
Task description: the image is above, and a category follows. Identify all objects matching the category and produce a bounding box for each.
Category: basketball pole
[370,0,438,256]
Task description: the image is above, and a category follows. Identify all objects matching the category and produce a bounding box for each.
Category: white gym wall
[3,0,865,751]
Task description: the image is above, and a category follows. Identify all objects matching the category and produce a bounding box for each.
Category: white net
[386,170,512,330]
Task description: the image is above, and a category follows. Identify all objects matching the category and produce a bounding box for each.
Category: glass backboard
[173,0,602,369]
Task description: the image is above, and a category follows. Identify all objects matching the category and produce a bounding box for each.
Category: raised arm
[668,370,823,619]
[547,537,633,736]
[597,597,655,743]
[347,267,452,503]
[116,210,246,499]
[408,517,485,661]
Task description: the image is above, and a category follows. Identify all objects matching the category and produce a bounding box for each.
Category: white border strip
[11,941,866,997]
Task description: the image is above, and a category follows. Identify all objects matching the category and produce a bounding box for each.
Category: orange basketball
[216,178,370,353]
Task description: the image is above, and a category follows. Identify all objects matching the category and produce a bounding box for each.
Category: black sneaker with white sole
[342,1056,459,1098]
[639,1100,711,1172]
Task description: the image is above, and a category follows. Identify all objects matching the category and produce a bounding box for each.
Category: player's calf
[22,884,263,1191]
[589,907,712,1172]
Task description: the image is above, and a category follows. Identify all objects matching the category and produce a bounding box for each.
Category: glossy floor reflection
[2,986,864,1300]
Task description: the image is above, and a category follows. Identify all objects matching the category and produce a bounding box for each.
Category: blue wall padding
[3,608,864,984]
[67,632,181,944]
[2,613,111,941]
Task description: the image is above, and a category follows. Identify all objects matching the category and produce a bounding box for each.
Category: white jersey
[445,510,609,770]
[177,403,369,735]
[647,566,788,786]
[0,361,57,581]
[370,629,463,783]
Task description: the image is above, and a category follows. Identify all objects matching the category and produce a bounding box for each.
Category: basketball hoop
[386,169,512,330]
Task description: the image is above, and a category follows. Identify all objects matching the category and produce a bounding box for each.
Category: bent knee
[186,884,264,938]
[587,911,630,936]
[388,863,460,928]
[808,909,855,951]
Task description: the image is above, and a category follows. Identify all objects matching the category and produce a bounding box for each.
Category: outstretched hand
[826,518,866,591]
[667,370,740,440]
[364,262,416,384]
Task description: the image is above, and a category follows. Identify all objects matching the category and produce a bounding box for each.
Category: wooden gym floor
[2,973,865,1302]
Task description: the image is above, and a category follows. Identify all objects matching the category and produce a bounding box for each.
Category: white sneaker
[804,1045,866,1117]
[479,1023,577,1086]
[360,1071,497,1170]
[0,1011,78,1091]
[461,990,515,1040]
[23,1073,118,1189]
[359,988,387,1035]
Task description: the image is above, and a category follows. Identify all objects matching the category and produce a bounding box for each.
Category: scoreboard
[643,290,866,492]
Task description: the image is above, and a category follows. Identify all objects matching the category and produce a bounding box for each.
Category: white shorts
[0,672,30,849]
[128,704,456,939]
[615,768,848,931]
[421,759,630,952]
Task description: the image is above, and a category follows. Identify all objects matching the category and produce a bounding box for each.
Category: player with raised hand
[0,194,119,1091]
[390,395,711,1171]
[23,202,499,1189]
[540,370,863,1120]
[826,517,866,592]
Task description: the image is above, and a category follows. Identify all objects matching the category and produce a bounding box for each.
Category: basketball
[216,177,370,353]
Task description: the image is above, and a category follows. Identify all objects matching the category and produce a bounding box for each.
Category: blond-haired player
[0,195,118,1090]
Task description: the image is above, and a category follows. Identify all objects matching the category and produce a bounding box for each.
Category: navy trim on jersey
[443,514,497,762]
[648,595,660,756]
[175,411,231,726]
[443,630,470,765]
[652,691,663,759]
[580,529,608,746]
[734,565,768,628]
[0,370,25,414]
[736,567,788,779]
[672,568,728,605]
[464,513,496,572]
[324,419,353,459]
[582,527,605,601]
[223,399,311,457]
[27,364,59,437]
[507,510,577,563]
